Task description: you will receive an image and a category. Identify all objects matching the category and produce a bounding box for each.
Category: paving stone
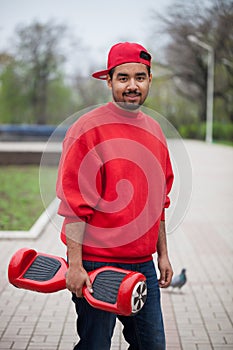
[0,341,14,349]
[11,340,30,349]
[196,345,212,350]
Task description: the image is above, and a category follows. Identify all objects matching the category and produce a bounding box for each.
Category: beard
[118,101,141,111]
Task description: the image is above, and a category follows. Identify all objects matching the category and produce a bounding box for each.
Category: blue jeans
[72,260,165,350]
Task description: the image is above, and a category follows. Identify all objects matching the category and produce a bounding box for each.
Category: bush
[213,122,233,141]
[178,122,233,142]
[178,123,206,140]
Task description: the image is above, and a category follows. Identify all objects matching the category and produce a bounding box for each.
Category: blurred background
[0,0,232,144]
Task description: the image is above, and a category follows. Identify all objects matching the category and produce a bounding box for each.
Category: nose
[127,78,138,90]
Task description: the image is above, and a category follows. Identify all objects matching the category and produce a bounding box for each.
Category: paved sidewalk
[0,140,233,349]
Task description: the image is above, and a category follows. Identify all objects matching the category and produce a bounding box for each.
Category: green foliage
[14,20,67,124]
[178,121,233,142]
[146,66,199,129]
[213,122,233,141]
[0,20,109,125]
[0,59,77,124]
[0,20,80,125]
[0,62,31,123]
[46,74,78,124]
[179,123,206,140]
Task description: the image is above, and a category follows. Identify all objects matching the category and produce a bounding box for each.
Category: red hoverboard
[8,248,147,316]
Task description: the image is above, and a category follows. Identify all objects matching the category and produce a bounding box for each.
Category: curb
[0,198,59,240]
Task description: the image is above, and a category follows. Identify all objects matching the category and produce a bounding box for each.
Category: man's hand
[66,265,93,298]
[156,220,173,288]
[66,222,93,298]
[157,255,173,288]
[65,221,93,297]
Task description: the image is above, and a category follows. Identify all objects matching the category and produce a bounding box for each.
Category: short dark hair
[108,65,151,80]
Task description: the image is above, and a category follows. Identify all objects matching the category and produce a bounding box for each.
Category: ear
[149,73,152,85]
[107,75,112,89]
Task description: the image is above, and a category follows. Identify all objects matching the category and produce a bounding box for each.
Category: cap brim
[92,69,109,80]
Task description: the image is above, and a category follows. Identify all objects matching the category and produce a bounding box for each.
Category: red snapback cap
[92,42,152,80]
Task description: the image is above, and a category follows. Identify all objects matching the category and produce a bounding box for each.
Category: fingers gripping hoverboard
[8,248,147,316]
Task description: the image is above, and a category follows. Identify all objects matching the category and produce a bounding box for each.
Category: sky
[0,0,173,74]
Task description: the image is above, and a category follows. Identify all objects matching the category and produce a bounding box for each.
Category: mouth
[123,92,141,102]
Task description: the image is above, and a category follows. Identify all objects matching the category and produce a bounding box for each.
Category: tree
[0,55,30,123]
[72,68,110,109]
[13,20,70,124]
[145,63,198,128]
[150,0,233,123]
[0,20,83,124]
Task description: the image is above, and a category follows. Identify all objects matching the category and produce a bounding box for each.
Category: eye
[136,75,146,82]
[119,76,128,82]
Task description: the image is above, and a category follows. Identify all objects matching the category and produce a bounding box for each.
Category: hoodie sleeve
[56,135,103,224]
[161,148,174,221]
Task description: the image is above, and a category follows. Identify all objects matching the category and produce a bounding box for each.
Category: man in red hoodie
[56,42,174,350]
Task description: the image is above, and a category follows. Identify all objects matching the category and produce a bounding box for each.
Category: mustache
[123,90,141,96]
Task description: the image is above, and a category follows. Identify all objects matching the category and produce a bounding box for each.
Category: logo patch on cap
[140,51,151,62]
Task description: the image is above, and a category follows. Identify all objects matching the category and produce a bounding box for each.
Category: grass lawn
[0,165,57,231]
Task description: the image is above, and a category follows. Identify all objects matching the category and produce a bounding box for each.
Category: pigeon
[170,268,187,289]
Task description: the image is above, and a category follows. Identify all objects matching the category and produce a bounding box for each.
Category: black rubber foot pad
[92,270,126,304]
[23,256,61,281]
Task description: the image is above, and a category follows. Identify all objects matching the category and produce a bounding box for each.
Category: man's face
[107,63,152,110]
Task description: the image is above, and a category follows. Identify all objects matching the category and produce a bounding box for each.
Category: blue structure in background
[0,124,69,141]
